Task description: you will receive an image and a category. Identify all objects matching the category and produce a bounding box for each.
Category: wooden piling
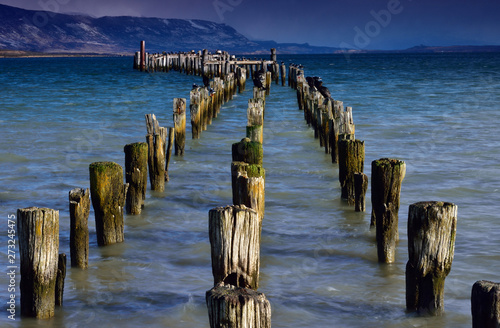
[173,98,186,156]
[237,67,247,93]
[280,63,287,86]
[406,201,457,315]
[55,253,66,306]
[354,172,368,212]
[338,139,365,205]
[165,127,174,181]
[231,162,266,221]
[471,280,500,327]
[208,205,262,289]
[145,114,166,191]
[232,137,264,166]
[89,162,128,246]
[124,142,148,215]
[247,98,265,143]
[17,207,59,319]
[329,117,339,163]
[190,88,202,139]
[371,158,406,263]
[69,188,90,269]
[206,282,271,328]
[140,41,145,71]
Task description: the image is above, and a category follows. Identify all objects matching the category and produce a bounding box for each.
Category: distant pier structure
[133,41,285,83]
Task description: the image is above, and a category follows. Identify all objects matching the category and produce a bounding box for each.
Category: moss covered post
[231,138,265,221]
[173,98,186,156]
[124,142,148,215]
[232,137,264,166]
[371,158,406,263]
[406,201,457,315]
[89,161,128,246]
[17,207,59,318]
[338,139,365,205]
[471,280,500,327]
[69,188,90,269]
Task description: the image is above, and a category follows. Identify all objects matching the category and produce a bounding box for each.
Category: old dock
[17,42,492,328]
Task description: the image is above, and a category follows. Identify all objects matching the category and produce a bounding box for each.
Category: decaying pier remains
[14,42,472,326]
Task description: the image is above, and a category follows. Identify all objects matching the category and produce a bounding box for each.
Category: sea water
[0,53,499,327]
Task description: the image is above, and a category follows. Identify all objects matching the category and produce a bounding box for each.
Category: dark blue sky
[1,0,499,49]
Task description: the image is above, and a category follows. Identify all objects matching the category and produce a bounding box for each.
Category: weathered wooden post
[281,62,287,86]
[270,48,277,62]
[253,87,266,111]
[206,283,271,328]
[231,162,266,222]
[89,162,128,246]
[190,88,202,139]
[265,71,272,96]
[17,207,59,318]
[206,205,271,327]
[354,172,368,212]
[406,201,457,315]
[471,280,500,327]
[165,127,174,181]
[247,98,265,143]
[145,114,166,191]
[208,205,262,289]
[140,41,145,72]
[55,253,66,306]
[371,158,406,263]
[237,66,246,93]
[69,188,90,269]
[338,139,364,205]
[173,98,186,156]
[124,142,148,215]
[200,88,208,131]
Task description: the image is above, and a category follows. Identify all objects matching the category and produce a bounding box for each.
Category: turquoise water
[1,53,500,327]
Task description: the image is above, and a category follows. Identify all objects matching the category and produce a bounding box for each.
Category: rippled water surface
[1,53,499,327]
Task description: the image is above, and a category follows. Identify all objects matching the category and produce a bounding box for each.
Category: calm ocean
[0,53,499,327]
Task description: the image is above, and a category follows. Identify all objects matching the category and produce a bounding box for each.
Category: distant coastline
[2,45,500,59]
[0,49,125,58]
[335,45,500,54]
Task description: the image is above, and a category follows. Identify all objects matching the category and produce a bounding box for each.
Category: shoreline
[0,50,127,58]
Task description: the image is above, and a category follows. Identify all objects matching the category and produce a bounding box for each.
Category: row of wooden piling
[189,74,237,138]
[206,83,270,327]
[15,110,182,318]
[16,46,276,322]
[289,63,500,322]
[133,41,287,88]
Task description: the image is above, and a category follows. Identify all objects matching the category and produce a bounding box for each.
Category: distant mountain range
[0,4,340,55]
[1,4,499,56]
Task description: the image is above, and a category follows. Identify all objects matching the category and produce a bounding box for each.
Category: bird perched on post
[203,75,210,88]
[318,85,332,99]
[306,76,317,91]
[253,69,266,90]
